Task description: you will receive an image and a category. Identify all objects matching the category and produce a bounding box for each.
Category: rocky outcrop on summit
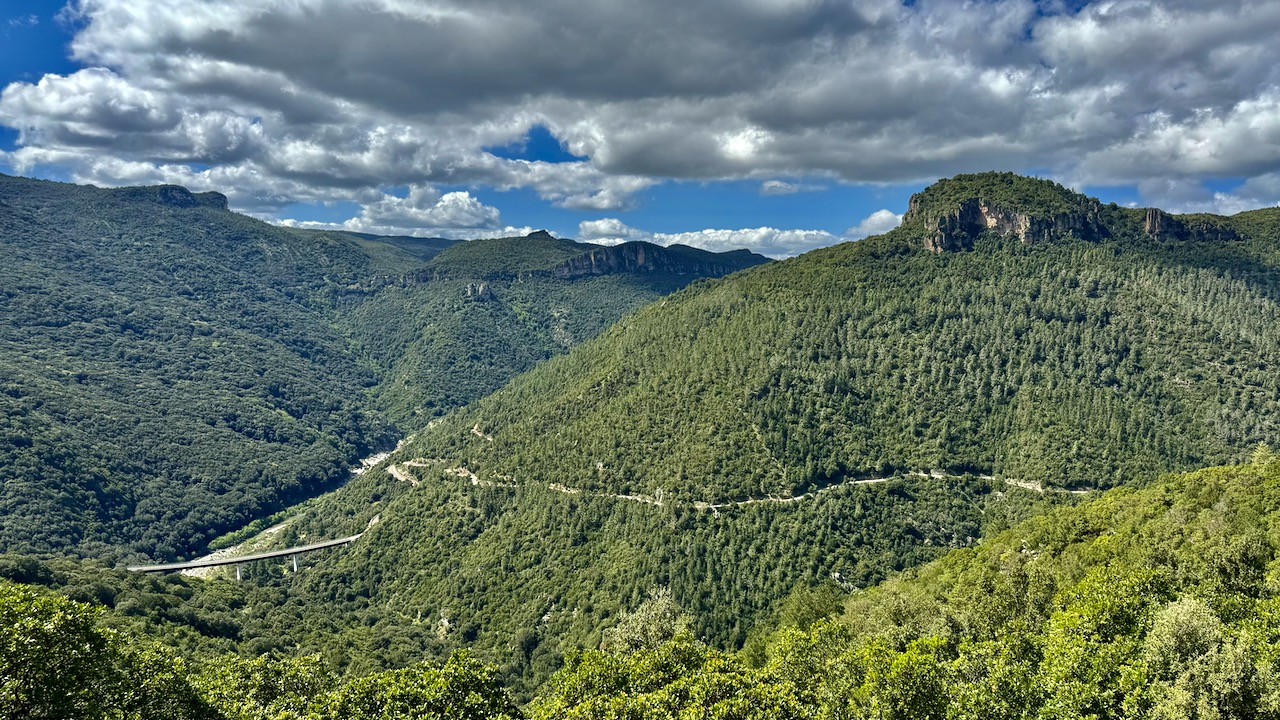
[111,184,230,210]
[902,172,1253,253]
[549,242,768,279]
[901,172,1111,253]
[1143,208,1240,242]
[905,195,1106,253]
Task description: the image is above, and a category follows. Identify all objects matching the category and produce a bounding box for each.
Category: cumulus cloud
[578,218,843,258]
[1135,173,1280,216]
[279,186,532,239]
[2,0,1279,238]
[845,209,903,239]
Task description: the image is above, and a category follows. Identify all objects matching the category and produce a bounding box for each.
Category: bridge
[126,534,362,579]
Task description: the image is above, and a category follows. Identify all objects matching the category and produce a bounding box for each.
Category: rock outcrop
[905,195,1106,253]
[464,281,495,301]
[1143,208,1239,242]
[549,242,767,279]
[113,185,230,210]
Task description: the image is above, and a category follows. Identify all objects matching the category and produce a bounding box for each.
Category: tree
[0,582,214,720]
[312,651,521,720]
[1,582,117,720]
[601,586,692,654]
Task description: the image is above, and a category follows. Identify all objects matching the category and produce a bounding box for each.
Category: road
[126,534,362,573]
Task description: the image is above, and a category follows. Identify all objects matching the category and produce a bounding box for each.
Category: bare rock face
[464,281,494,301]
[549,242,765,279]
[114,185,230,210]
[1144,208,1239,242]
[905,196,1106,253]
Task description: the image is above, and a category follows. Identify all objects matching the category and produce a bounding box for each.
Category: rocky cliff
[112,184,230,210]
[902,172,1251,252]
[549,241,768,279]
[1143,208,1240,242]
[904,194,1107,252]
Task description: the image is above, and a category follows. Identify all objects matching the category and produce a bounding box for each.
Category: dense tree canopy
[0,174,760,560]
[4,172,1280,717]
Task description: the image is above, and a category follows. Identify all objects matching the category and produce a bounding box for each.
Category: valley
[3,171,1280,718]
[0,173,765,562]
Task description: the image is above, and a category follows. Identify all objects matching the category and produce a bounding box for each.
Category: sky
[1,0,1278,258]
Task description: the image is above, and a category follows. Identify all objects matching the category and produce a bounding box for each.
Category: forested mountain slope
[346,232,767,425]
[269,173,1280,689]
[0,174,765,560]
[539,455,1280,718]
[3,457,1274,719]
[408,173,1280,498]
[5,172,1280,717]
[0,175,401,560]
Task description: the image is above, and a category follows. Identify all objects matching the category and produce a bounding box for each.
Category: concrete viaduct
[126,534,361,579]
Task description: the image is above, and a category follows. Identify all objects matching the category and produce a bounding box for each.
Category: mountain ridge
[0,173,766,560]
[900,172,1259,252]
[252,172,1280,688]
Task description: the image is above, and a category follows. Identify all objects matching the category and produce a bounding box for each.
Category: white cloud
[1134,172,1280,216]
[578,218,844,258]
[758,179,823,195]
[1,0,1279,236]
[845,209,903,239]
[279,187,530,239]
[760,180,799,195]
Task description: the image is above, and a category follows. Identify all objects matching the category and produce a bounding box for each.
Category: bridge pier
[126,533,362,575]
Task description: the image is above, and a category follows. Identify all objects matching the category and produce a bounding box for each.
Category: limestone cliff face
[905,195,1106,253]
[464,281,495,301]
[1143,208,1239,242]
[549,242,766,279]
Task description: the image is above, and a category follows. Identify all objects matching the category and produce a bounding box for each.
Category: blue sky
[2,1,1277,257]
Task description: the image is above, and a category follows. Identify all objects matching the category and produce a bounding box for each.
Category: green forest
[6,455,1278,718]
[0,173,763,560]
[4,171,1280,718]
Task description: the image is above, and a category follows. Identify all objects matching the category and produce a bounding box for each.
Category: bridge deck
[126,534,362,572]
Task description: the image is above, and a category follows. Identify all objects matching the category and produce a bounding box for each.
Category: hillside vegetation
[228,173,1280,691]
[0,175,398,560]
[4,172,1280,716]
[409,174,1280,499]
[4,456,1275,719]
[537,454,1280,719]
[0,173,764,560]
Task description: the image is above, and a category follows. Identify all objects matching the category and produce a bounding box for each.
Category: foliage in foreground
[531,457,1280,719]
[0,581,519,720]
[5,458,1280,718]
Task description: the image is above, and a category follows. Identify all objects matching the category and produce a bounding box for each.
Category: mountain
[0,174,767,561]
[4,171,1280,715]
[258,172,1280,689]
[406,173,1280,498]
[344,231,768,425]
[0,175,402,560]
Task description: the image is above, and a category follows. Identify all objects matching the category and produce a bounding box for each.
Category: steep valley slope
[0,173,765,561]
[256,173,1280,691]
